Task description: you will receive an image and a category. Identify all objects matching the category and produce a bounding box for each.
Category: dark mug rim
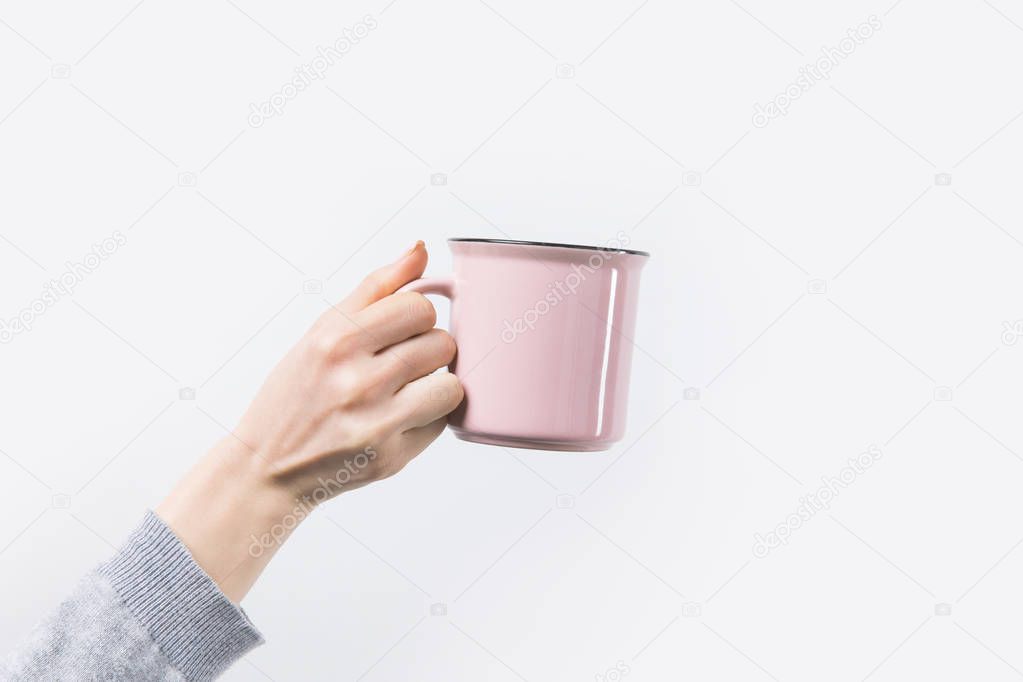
[448,237,650,257]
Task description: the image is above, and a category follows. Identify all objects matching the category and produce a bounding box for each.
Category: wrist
[156,437,305,602]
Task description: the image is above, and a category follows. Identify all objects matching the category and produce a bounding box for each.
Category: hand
[156,241,462,601]
[237,239,462,497]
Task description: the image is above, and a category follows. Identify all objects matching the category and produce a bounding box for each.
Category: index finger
[339,241,428,314]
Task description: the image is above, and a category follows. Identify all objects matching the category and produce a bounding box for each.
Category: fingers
[377,328,456,392]
[399,418,447,458]
[373,418,447,482]
[340,241,428,314]
[393,372,463,430]
[352,291,438,352]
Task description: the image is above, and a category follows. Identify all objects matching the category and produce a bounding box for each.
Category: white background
[3,0,1023,680]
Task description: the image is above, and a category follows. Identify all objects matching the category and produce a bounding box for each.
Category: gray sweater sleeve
[0,511,264,681]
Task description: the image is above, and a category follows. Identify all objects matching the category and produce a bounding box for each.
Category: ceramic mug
[400,238,649,451]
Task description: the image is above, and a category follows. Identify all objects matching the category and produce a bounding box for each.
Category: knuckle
[362,271,389,301]
[335,419,383,455]
[403,292,436,328]
[333,368,371,407]
[306,319,363,362]
[305,330,337,361]
[333,325,364,357]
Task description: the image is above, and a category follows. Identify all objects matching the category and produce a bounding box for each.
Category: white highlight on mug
[595,268,618,434]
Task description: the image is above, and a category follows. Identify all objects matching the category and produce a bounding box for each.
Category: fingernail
[399,240,424,260]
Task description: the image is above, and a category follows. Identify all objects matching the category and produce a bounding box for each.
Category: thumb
[340,241,428,313]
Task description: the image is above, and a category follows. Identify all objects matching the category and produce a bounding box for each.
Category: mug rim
[448,237,650,257]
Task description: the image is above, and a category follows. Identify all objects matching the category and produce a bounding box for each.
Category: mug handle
[398,276,455,299]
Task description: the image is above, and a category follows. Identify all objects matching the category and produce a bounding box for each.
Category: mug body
[445,239,648,451]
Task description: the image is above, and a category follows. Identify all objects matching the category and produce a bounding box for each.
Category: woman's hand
[237,239,462,497]
[156,241,462,601]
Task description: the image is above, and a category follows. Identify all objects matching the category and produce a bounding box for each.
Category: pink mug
[401,238,649,451]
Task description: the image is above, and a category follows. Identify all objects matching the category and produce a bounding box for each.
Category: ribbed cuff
[99,510,264,682]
